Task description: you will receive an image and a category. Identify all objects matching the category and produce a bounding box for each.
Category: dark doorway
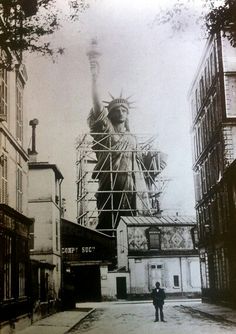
[116,277,127,299]
[73,265,101,302]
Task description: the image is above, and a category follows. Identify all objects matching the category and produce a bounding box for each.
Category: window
[0,67,8,121]
[19,262,26,297]
[16,79,23,141]
[204,67,208,92]
[200,77,204,103]
[173,275,180,287]
[195,88,199,113]
[18,239,27,297]
[0,153,8,204]
[55,219,59,251]
[148,228,161,250]
[201,163,207,194]
[16,167,23,212]
[4,234,12,300]
[29,222,34,250]
[209,53,213,77]
[212,48,216,78]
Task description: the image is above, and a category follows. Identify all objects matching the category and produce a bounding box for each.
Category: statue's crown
[103,92,134,113]
[107,98,129,112]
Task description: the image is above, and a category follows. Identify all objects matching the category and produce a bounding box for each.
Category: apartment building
[189,30,236,305]
[0,56,32,328]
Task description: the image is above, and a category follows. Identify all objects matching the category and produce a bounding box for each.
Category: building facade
[28,161,63,318]
[116,216,201,299]
[189,31,236,304]
[0,57,32,331]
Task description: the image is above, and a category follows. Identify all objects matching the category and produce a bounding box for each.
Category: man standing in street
[151,281,166,322]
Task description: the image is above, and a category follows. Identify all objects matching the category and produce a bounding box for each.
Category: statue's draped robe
[88,108,151,229]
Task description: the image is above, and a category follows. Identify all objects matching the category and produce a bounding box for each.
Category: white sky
[24,0,209,220]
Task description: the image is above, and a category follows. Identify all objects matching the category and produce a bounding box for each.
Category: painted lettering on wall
[62,247,79,254]
[62,246,96,254]
[82,246,96,253]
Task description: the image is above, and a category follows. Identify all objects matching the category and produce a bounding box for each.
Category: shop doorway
[74,265,101,302]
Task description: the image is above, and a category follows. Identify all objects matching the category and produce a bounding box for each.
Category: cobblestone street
[70,302,236,334]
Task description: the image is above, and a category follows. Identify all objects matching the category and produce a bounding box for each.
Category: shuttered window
[16,79,23,141]
[0,154,8,204]
[16,167,23,212]
[0,67,8,121]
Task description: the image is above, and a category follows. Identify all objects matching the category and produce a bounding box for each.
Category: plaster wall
[28,169,55,201]
[129,256,201,295]
[221,33,236,73]
[100,265,130,300]
[116,221,128,269]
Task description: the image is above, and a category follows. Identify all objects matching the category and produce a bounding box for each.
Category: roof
[120,215,196,226]
[61,218,115,244]
[28,162,64,180]
[0,204,33,225]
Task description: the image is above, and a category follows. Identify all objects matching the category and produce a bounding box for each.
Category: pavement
[177,302,236,325]
[16,299,236,333]
[16,308,95,334]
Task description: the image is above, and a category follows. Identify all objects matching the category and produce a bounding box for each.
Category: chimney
[28,118,39,162]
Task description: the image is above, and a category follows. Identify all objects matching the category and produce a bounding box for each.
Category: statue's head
[107,100,129,125]
[104,94,133,129]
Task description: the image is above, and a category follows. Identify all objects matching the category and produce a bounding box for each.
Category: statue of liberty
[87,40,166,231]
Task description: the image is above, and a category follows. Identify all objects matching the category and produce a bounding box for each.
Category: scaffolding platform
[76,132,168,233]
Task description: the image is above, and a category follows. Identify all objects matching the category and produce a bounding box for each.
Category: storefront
[61,219,115,306]
[0,204,32,323]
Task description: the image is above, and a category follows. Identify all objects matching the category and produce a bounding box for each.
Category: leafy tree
[0,0,89,69]
[151,0,236,46]
[206,0,236,46]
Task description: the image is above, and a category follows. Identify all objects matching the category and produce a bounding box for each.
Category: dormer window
[147,227,161,250]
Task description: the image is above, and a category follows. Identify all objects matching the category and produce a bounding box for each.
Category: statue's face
[108,105,128,125]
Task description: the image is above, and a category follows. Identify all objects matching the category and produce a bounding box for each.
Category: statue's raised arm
[87,39,102,115]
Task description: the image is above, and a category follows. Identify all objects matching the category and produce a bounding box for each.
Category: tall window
[200,77,204,103]
[16,167,23,212]
[55,219,59,251]
[148,228,161,250]
[4,234,12,300]
[16,79,23,141]
[0,153,8,204]
[18,239,26,297]
[19,262,26,297]
[0,68,8,120]
[29,222,34,250]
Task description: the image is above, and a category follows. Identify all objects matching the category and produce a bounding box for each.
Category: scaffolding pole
[76,132,169,233]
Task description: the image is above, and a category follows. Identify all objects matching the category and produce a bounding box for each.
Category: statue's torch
[86,38,101,78]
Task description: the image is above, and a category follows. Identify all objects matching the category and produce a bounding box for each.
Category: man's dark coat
[151,288,166,306]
